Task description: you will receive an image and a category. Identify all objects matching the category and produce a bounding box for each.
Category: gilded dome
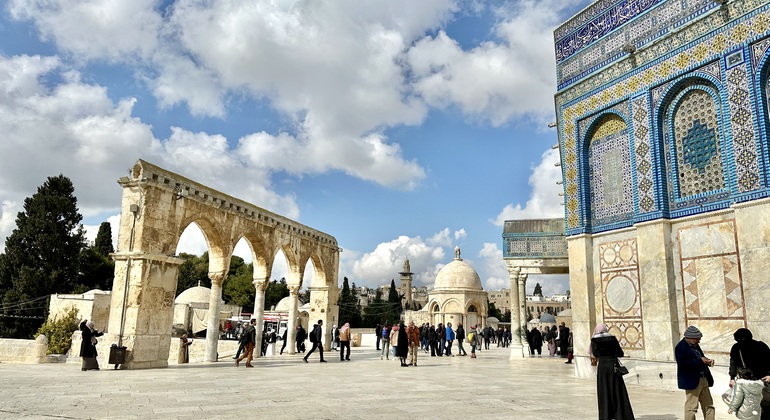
[434,248,483,290]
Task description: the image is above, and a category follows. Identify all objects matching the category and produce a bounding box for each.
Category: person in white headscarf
[79,320,104,371]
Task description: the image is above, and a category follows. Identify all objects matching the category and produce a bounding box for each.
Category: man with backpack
[303,320,326,363]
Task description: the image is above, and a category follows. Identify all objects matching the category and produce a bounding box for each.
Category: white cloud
[477,242,508,290]
[493,148,563,225]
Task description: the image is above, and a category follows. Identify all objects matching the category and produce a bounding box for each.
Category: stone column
[568,234,597,379]
[204,271,226,362]
[286,285,300,354]
[251,277,269,359]
[507,264,524,359]
[518,272,529,353]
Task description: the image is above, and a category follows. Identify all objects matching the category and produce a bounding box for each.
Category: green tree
[386,279,403,322]
[488,301,502,320]
[94,222,114,257]
[222,258,254,312]
[264,278,289,310]
[363,288,389,327]
[76,247,114,293]
[533,283,543,297]
[337,277,362,327]
[175,252,210,295]
[0,175,86,338]
[35,307,80,354]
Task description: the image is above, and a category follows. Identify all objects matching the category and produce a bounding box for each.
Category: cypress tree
[0,175,86,338]
[94,222,114,257]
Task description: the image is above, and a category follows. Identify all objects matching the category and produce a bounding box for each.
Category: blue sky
[0,0,590,295]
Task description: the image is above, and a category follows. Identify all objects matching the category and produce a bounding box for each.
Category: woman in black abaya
[591,323,634,419]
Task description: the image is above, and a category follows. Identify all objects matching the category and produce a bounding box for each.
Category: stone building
[404,247,488,328]
[552,0,770,385]
[173,285,241,336]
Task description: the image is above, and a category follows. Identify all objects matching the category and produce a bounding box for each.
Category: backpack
[467,332,475,343]
[239,326,252,343]
[309,326,318,343]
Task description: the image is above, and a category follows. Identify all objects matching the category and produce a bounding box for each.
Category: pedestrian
[728,328,770,420]
[233,322,246,360]
[331,325,339,351]
[726,367,764,420]
[456,323,467,356]
[303,319,326,363]
[468,325,478,359]
[530,327,543,357]
[591,323,634,419]
[675,325,715,420]
[445,322,455,356]
[375,323,382,351]
[296,325,307,353]
[280,328,288,355]
[390,324,400,360]
[178,333,192,364]
[566,331,574,364]
[235,319,256,368]
[224,320,233,339]
[407,321,419,366]
[428,324,438,356]
[397,322,409,367]
[483,325,491,350]
[79,320,104,371]
[339,322,351,361]
[547,325,558,356]
[559,322,571,358]
[437,323,446,356]
[380,323,391,360]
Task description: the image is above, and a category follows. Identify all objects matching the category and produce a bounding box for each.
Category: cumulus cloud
[477,242,508,290]
[493,148,563,225]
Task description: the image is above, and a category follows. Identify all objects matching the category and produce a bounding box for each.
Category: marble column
[286,285,300,354]
[518,272,529,352]
[507,264,524,359]
[204,271,226,362]
[251,277,269,358]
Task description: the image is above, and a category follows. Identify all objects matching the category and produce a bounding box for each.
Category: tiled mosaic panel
[505,237,568,258]
[727,66,761,192]
[560,7,770,230]
[678,220,745,328]
[557,0,718,88]
[672,89,725,198]
[599,239,644,350]
[589,116,634,226]
[632,95,656,212]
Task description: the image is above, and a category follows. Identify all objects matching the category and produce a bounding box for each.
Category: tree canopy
[0,175,86,338]
[337,277,362,327]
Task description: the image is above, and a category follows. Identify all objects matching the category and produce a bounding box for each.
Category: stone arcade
[108,160,339,368]
[515,0,770,387]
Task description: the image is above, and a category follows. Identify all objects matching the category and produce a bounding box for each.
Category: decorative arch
[582,113,634,230]
[753,46,770,190]
[442,299,463,313]
[657,79,729,212]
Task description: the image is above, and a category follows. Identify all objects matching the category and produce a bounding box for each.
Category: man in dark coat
[483,326,492,350]
[729,328,770,420]
[235,319,256,367]
[675,326,715,420]
[529,327,543,356]
[303,320,326,363]
[428,325,438,356]
[296,325,307,352]
[375,324,382,351]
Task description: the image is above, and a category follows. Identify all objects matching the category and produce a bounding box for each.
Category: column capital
[288,285,300,295]
[208,271,227,287]
[506,265,521,277]
[252,277,270,292]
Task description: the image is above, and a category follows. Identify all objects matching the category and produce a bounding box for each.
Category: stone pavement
[0,343,734,420]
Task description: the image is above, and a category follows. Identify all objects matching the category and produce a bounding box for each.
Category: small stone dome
[275,296,291,311]
[175,286,222,305]
[434,248,482,290]
[539,313,557,323]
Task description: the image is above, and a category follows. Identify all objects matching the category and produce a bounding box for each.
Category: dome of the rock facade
[434,249,483,291]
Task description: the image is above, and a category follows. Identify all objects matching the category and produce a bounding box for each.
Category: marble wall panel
[677,219,746,358]
[598,238,645,353]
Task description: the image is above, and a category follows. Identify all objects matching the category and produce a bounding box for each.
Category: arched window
[468,305,477,313]
[669,88,725,197]
[588,114,633,228]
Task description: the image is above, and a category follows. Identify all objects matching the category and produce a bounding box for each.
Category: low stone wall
[0,336,48,364]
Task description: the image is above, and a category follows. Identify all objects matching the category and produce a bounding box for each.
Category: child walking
[726,368,764,420]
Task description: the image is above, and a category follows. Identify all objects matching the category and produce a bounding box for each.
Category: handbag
[91,336,98,345]
[614,359,629,376]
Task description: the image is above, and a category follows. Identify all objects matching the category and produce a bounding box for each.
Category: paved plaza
[0,343,734,419]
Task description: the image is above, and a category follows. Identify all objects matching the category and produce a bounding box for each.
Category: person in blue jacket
[675,326,716,420]
[445,322,455,356]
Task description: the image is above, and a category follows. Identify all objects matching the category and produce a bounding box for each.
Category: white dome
[275,296,291,311]
[434,255,482,291]
[175,286,222,305]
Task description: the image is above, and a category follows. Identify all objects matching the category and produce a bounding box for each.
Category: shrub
[35,308,80,355]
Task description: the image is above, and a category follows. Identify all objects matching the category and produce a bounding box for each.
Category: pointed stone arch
[108,160,339,368]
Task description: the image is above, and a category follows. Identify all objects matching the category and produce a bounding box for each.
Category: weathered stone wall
[0,336,48,364]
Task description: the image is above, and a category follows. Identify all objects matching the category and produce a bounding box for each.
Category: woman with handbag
[79,320,104,371]
[591,323,635,419]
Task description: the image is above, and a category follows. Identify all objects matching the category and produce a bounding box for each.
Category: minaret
[399,258,413,309]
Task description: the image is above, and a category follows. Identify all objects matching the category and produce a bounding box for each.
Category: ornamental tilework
[632,96,656,212]
[589,116,634,226]
[560,6,770,230]
[751,37,770,68]
[669,89,725,198]
[726,66,761,192]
